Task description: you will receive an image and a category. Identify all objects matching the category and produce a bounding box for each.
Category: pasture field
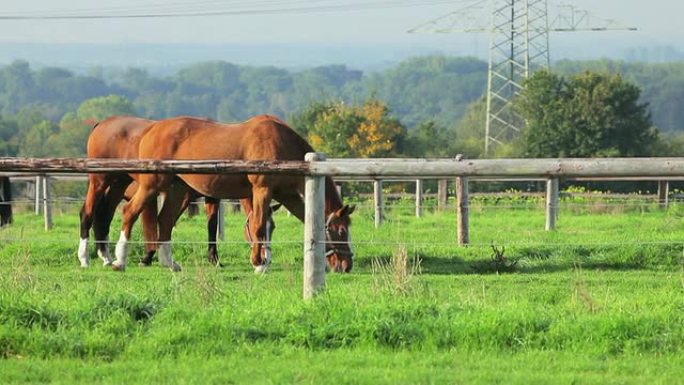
[1,195,684,384]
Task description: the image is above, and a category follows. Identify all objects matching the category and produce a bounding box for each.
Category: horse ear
[347,205,356,216]
[270,203,282,213]
[339,204,355,218]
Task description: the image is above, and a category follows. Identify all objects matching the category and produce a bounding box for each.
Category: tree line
[0,56,683,160]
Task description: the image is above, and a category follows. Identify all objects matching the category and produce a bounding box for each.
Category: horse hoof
[138,259,152,267]
[254,264,269,274]
[111,263,126,272]
[102,260,113,267]
[169,263,182,272]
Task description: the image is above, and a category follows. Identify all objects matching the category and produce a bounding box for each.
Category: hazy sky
[1,0,682,64]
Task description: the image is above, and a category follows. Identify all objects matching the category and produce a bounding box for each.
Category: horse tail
[0,176,12,226]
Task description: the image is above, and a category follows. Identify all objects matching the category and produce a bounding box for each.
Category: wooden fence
[2,156,684,299]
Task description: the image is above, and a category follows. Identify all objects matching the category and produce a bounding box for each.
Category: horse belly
[179,174,251,199]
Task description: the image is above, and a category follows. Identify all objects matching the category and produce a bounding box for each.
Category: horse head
[325,204,355,273]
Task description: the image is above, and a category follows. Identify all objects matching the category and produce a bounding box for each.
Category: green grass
[1,198,684,384]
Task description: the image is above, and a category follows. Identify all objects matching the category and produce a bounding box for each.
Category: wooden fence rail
[2,156,684,299]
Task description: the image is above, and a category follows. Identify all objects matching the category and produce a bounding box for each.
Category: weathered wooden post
[373,179,383,228]
[657,180,669,210]
[42,175,52,230]
[217,200,225,241]
[336,183,342,199]
[415,179,423,218]
[34,175,41,215]
[545,178,559,231]
[437,179,448,210]
[455,176,469,245]
[303,152,326,300]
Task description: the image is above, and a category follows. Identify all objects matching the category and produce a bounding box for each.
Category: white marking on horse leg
[97,236,112,266]
[77,238,89,268]
[159,242,181,272]
[254,263,269,274]
[113,231,128,271]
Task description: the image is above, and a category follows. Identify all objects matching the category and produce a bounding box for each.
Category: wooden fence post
[657,180,669,210]
[217,200,225,241]
[34,175,41,215]
[303,152,326,300]
[415,179,423,218]
[336,183,342,199]
[437,179,448,210]
[374,179,383,228]
[455,176,469,245]
[42,175,52,230]
[545,178,559,231]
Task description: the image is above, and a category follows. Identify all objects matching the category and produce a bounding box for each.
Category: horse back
[139,115,313,162]
[87,115,155,159]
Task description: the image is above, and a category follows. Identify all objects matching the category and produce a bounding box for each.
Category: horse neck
[323,177,343,215]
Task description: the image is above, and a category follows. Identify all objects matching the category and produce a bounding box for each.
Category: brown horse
[79,116,225,268]
[112,115,355,273]
[79,116,278,271]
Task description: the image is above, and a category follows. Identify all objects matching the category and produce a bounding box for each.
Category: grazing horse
[79,115,278,271]
[78,116,225,268]
[113,115,355,273]
[0,176,12,227]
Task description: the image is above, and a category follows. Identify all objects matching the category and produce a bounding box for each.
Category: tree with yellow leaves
[291,99,406,158]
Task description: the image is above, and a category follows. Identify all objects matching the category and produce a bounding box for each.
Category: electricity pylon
[410,1,636,155]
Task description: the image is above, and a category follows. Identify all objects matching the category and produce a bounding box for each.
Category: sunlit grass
[1,198,684,384]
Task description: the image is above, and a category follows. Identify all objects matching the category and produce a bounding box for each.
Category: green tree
[76,94,136,124]
[449,97,490,158]
[46,112,90,156]
[45,95,136,156]
[18,119,58,157]
[516,70,658,157]
[0,116,19,156]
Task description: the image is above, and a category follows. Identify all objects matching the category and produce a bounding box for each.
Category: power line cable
[0,0,460,20]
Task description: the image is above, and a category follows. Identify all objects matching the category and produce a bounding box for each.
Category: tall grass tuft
[371,246,422,296]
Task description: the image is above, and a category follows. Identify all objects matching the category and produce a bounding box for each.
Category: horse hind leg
[92,193,113,266]
[79,175,108,267]
[92,180,129,266]
[204,197,221,267]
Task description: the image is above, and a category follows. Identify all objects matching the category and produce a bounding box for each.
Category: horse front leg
[138,198,159,267]
[156,182,188,272]
[78,174,108,267]
[248,187,273,274]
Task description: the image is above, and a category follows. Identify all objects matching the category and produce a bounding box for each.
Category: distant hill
[0,42,464,74]
[2,41,682,75]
